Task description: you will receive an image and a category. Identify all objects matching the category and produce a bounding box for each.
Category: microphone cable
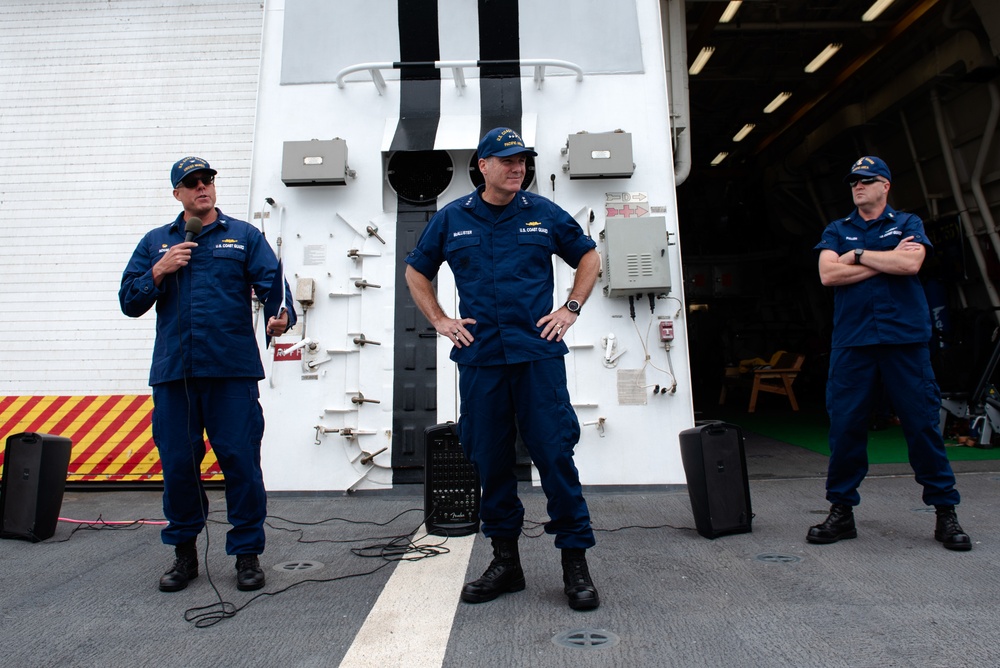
[172,261,229,618]
[520,516,698,538]
[183,507,451,628]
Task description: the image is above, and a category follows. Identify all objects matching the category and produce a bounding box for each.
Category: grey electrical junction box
[282,139,348,186]
[567,132,634,179]
[295,277,315,306]
[602,216,671,297]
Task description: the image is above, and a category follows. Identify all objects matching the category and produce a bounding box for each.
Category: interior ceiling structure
[682,0,973,181]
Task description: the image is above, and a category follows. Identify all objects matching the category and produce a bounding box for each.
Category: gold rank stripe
[0,395,223,483]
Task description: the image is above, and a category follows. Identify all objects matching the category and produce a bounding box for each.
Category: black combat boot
[235,554,266,591]
[806,503,857,544]
[461,537,526,604]
[562,548,600,611]
[934,505,972,551]
[159,539,198,592]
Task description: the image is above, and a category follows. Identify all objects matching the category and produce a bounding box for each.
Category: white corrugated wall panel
[0,0,265,395]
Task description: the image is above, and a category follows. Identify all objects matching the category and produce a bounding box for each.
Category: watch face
[567,300,581,312]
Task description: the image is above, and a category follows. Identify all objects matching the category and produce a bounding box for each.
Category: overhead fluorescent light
[862,0,895,21]
[689,46,715,75]
[710,151,729,166]
[763,92,792,113]
[719,1,742,24]
[732,123,756,142]
[804,43,842,73]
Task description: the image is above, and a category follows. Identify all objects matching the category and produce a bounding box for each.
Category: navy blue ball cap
[171,156,217,187]
[478,127,538,159]
[844,156,891,183]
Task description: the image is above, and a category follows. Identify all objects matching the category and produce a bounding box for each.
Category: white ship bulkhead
[252,0,695,491]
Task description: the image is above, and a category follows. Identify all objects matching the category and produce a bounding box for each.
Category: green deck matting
[713,408,1000,464]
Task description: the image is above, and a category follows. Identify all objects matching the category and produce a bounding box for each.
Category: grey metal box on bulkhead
[282,139,348,186]
[567,131,634,179]
[602,216,672,297]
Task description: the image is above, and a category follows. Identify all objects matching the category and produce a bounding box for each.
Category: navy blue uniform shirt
[405,186,597,366]
[814,205,932,348]
[120,209,296,385]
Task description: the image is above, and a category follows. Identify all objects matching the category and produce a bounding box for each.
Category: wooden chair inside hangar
[748,352,805,413]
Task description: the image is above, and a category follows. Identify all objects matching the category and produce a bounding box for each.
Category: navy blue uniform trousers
[458,358,595,549]
[151,378,267,555]
[826,343,960,507]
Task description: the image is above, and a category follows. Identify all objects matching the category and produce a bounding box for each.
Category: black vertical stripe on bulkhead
[390,0,442,151]
[475,1,532,477]
[391,0,444,482]
[478,0,522,136]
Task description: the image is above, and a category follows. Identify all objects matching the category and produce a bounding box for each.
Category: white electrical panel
[602,216,671,297]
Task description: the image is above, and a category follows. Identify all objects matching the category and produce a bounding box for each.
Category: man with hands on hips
[405,127,602,611]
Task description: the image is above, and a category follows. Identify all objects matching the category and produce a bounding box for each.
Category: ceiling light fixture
[862,0,895,21]
[689,46,715,75]
[804,43,842,73]
[732,123,756,142]
[710,151,729,166]
[719,1,742,24]
[763,92,792,114]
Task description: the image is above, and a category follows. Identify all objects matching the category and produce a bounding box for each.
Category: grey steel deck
[2,431,998,667]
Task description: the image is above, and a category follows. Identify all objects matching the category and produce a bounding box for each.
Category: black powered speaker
[424,422,480,537]
[1,432,73,542]
[679,422,752,539]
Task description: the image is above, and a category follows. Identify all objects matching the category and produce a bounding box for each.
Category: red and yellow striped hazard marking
[0,395,223,483]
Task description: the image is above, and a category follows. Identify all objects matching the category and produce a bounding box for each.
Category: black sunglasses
[848,176,881,187]
[179,173,215,189]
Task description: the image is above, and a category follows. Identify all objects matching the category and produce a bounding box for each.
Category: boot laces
[822,505,852,527]
[167,554,196,575]
[237,555,260,571]
[479,557,515,582]
[564,558,591,586]
[938,512,963,535]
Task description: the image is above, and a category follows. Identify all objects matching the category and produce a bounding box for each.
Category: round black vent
[387,150,453,203]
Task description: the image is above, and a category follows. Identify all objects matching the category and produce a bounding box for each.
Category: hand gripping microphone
[184,217,203,242]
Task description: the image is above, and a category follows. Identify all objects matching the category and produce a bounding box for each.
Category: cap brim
[843,171,889,183]
[173,168,218,187]
[490,147,538,158]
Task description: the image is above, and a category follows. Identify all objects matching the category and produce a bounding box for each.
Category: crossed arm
[818,235,926,287]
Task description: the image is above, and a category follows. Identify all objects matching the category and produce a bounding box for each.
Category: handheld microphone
[184,217,203,242]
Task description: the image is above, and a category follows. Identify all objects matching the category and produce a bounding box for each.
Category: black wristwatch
[854,248,865,265]
[565,299,583,315]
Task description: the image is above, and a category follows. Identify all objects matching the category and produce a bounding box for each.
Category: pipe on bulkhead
[661,0,691,185]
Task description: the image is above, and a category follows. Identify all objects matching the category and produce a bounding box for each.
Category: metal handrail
[335,59,584,95]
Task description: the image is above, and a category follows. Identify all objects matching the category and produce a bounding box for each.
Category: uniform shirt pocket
[446,235,481,282]
[212,247,247,281]
[515,232,552,274]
